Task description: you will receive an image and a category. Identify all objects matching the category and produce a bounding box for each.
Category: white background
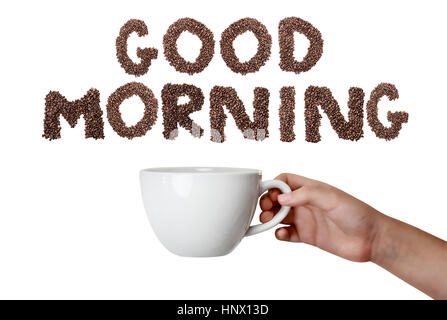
[0,0,446,299]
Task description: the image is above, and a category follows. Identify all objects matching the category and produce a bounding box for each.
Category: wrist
[369,212,395,265]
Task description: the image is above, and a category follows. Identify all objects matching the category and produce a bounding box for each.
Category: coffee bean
[366,83,409,140]
[115,19,158,77]
[161,84,204,139]
[304,86,364,142]
[279,17,323,74]
[210,86,269,142]
[279,86,296,142]
[163,18,215,75]
[43,89,104,140]
[220,18,272,75]
[106,82,158,139]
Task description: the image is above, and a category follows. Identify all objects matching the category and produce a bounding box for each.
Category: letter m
[43,89,104,140]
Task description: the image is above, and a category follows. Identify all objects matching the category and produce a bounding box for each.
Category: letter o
[106,82,158,139]
[163,18,215,74]
[220,18,272,74]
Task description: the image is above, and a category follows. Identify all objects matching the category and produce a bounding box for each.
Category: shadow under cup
[139,167,290,257]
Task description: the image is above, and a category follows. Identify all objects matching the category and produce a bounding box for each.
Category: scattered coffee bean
[210,86,269,142]
[304,86,364,142]
[366,83,409,140]
[220,18,272,75]
[106,82,158,139]
[162,84,204,139]
[163,18,215,75]
[279,17,323,74]
[279,86,296,142]
[43,89,104,140]
[115,19,158,77]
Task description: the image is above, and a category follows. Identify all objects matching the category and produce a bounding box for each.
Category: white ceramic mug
[139,167,291,257]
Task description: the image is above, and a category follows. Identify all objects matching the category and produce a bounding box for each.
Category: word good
[115,17,323,76]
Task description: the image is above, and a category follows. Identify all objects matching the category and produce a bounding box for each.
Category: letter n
[304,86,364,142]
[210,86,269,143]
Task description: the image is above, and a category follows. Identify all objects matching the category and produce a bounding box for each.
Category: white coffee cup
[139,167,291,257]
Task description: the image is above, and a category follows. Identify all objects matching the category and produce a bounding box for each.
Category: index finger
[274,173,316,190]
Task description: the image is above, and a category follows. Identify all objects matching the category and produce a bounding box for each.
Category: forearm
[371,213,447,299]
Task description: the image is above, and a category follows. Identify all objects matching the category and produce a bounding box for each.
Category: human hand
[260,173,447,298]
[260,173,382,262]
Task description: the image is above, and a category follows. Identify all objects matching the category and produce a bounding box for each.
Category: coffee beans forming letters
[162,84,205,139]
[43,17,409,142]
[43,89,104,140]
[163,18,215,75]
[106,82,158,139]
[115,19,158,77]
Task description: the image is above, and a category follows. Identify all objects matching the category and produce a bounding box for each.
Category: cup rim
[140,167,262,175]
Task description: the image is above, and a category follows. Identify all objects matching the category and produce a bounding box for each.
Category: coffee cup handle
[245,180,292,237]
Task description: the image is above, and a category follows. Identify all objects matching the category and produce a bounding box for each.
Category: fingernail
[278,193,291,203]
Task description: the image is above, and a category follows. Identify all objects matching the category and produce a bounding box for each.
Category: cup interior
[140,167,261,175]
